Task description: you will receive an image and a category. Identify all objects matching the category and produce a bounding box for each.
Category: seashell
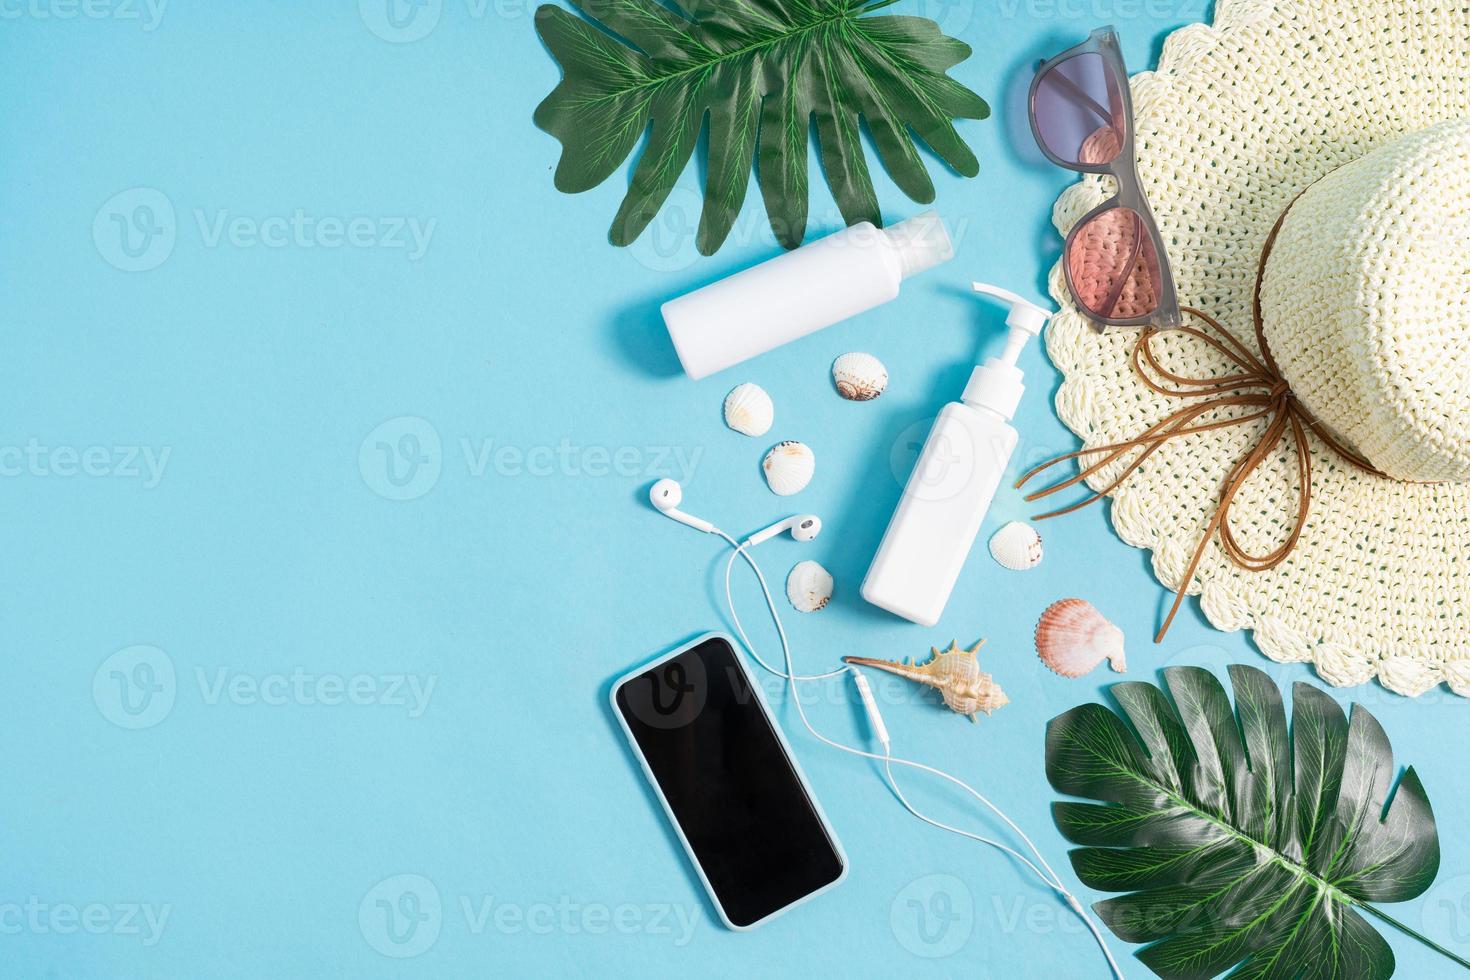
[844,640,1007,721]
[832,352,888,401]
[1035,599,1126,678]
[762,441,814,496]
[723,382,773,437]
[786,560,833,612]
[988,521,1043,571]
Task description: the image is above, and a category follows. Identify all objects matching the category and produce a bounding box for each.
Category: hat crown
[1260,118,1470,483]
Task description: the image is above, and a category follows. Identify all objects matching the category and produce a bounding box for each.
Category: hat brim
[1045,0,1470,698]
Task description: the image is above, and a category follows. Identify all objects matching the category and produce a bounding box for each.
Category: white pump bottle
[861,283,1055,627]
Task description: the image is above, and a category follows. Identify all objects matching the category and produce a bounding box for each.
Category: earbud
[744,515,823,547]
[649,479,716,534]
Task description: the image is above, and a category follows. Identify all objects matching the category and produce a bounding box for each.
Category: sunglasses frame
[1029,27,1182,331]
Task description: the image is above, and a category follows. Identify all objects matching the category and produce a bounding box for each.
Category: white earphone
[649,479,716,533]
[650,479,821,547]
[644,479,1124,979]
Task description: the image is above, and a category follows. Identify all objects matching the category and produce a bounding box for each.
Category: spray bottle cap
[961,282,1056,421]
[882,211,954,279]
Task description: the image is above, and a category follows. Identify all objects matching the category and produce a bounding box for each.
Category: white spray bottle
[861,283,1055,627]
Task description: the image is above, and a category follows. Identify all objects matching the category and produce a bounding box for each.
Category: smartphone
[611,632,847,930]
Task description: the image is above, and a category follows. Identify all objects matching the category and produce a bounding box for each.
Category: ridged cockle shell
[989,521,1043,571]
[832,352,888,401]
[723,383,773,437]
[786,560,833,612]
[1035,599,1126,678]
[763,441,815,496]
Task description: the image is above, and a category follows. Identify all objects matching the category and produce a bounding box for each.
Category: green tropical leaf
[533,0,989,253]
[1047,665,1451,980]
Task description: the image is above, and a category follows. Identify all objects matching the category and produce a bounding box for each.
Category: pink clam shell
[1036,598,1127,679]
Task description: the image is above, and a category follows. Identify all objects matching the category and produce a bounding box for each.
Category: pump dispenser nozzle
[962,282,1056,421]
[862,280,1056,626]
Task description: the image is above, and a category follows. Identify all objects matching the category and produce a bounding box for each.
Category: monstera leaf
[1047,665,1460,980]
[533,0,988,253]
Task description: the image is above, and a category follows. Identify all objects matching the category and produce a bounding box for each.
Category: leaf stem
[1355,902,1470,971]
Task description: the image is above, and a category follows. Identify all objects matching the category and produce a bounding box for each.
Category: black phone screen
[615,636,845,927]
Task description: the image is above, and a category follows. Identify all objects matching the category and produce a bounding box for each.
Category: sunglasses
[1029,27,1182,330]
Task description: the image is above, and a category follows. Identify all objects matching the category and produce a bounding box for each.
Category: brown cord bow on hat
[1017,204,1381,642]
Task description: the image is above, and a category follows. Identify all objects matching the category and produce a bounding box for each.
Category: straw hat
[1044,0,1470,697]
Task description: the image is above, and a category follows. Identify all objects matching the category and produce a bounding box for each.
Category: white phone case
[610,631,848,931]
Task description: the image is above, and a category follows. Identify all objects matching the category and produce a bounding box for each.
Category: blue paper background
[6,2,1470,976]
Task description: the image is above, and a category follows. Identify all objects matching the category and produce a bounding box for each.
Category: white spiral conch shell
[786,560,833,612]
[988,521,1043,571]
[832,352,888,401]
[1035,599,1126,678]
[844,640,1008,721]
[723,382,773,437]
[763,441,814,495]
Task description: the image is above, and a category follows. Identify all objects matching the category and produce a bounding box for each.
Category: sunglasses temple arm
[1040,66,1114,128]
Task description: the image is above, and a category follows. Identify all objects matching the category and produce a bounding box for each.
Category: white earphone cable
[719,530,846,681]
[715,532,1124,980]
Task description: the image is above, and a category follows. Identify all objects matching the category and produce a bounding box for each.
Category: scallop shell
[786,560,833,612]
[762,441,814,496]
[832,352,888,401]
[989,521,1043,571]
[1035,599,1126,678]
[723,382,773,437]
[844,640,1007,721]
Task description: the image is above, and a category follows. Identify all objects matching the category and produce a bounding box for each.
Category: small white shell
[763,441,814,496]
[723,383,773,437]
[1036,599,1126,678]
[832,352,888,401]
[989,521,1043,571]
[786,560,833,612]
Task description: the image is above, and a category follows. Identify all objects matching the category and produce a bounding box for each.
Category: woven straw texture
[1262,118,1470,484]
[1045,0,1470,697]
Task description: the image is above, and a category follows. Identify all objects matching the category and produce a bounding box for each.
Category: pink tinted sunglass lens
[1067,207,1162,321]
[1033,52,1126,167]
